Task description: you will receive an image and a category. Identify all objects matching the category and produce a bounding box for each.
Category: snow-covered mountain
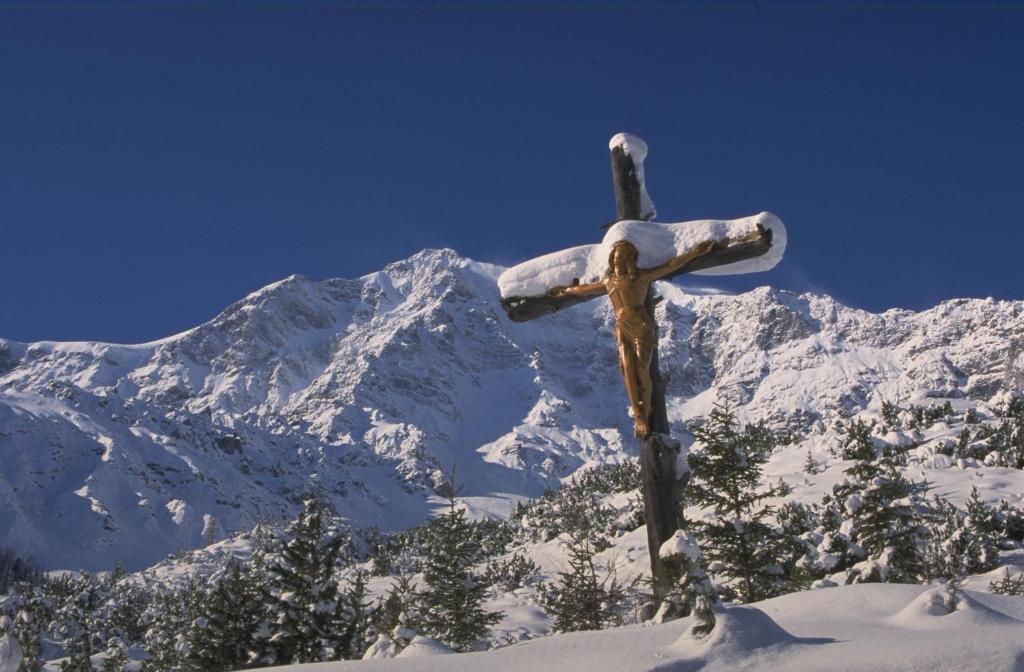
[1,248,1022,571]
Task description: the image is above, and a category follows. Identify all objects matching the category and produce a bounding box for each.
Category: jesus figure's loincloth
[615,312,656,347]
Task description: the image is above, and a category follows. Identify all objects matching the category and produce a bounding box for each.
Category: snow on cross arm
[497,212,787,299]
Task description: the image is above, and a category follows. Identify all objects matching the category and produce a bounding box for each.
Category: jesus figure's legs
[617,337,654,438]
[635,339,654,436]
[617,340,644,433]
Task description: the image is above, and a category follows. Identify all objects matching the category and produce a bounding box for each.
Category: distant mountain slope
[1,248,1022,570]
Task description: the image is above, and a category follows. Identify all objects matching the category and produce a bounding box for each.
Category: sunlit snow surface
[252,584,1024,672]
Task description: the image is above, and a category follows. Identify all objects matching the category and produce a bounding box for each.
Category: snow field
[251,584,1024,672]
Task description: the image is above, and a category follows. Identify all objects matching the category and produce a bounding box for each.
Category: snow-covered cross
[496,133,786,600]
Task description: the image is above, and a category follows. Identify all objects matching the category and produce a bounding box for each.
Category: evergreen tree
[6,589,48,672]
[833,420,928,583]
[56,573,103,672]
[372,572,419,638]
[774,501,822,591]
[802,450,819,477]
[988,569,1024,596]
[963,486,1003,570]
[332,570,375,661]
[58,622,94,672]
[363,572,421,659]
[186,559,264,672]
[484,552,540,593]
[417,492,502,651]
[103,637,128,672]
[687,403,788,603]
[141,577,205,672]
[263,494,347,665]
[997,500,1024,542]
[98,565,149,646]
[880,401,900,432]
[543,523,626,633]
[922,493,1000,582]
[656,529,718,637]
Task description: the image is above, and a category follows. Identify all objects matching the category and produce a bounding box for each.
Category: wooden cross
[497,133,782,603]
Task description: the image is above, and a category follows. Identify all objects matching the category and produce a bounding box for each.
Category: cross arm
[500,224,774,323]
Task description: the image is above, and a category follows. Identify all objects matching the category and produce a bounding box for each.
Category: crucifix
[497,133,786,602]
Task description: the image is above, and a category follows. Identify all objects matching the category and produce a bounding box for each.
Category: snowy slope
[2,248,1023,570]
[252,584,1024,672]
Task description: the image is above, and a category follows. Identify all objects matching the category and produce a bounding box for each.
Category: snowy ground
[252,584,1024,672]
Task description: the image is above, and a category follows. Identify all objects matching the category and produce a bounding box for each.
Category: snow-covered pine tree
[14,612,44,672]
[363,572,421,659]
[924,497,973,581]
[263,493,347,665]
[484,551,540,592]
[141,577,206,672]
[881,401,900,432]
[6,589,47,672]
[97,564,149,648]
[332,569,375,660]
[833,420,928,583]
[923,491,1000,582]
[802,450,819,477]
[687,402,788,603]
[417,491,502,651]
[656,529,718,636]
[103,637,128,672]
[774,501,822,591]
[543,520,627,633]
[988,569,1024,596]
[963,486,1003,568]
[997,500,1024,543]
[186,558,264,672]
[55,573,103,672]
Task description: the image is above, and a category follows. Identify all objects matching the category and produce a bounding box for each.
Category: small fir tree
[332,570,376,660]
[103,637,128,672]
[186,559,264,672]
[141,577,206,672]
[4,589,49,672]
[833,420,928,583]
[263,494,347,665]
[417,490,502,651]
[988,570,1024,596]
[543,521,627,633]
[372,572,420,638]
[656,529,719,637]
[687,403,788,603]
[802,450,819,477]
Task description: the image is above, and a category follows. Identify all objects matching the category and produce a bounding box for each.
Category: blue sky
[1,2,1022,343]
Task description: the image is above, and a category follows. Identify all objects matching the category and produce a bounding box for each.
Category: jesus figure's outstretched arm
[638,239,718,283]
[547,281,607,298]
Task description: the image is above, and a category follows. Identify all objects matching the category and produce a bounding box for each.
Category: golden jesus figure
[547,238,716,438]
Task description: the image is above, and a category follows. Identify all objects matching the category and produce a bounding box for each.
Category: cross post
[497,133,781,610]
[608,136,686,601]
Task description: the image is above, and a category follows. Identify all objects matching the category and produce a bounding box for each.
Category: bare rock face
[1,248,1022,570]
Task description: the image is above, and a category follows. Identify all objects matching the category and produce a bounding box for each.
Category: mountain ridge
[1,247,1022,570]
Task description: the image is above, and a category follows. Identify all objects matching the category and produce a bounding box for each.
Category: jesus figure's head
[608,240,639,278]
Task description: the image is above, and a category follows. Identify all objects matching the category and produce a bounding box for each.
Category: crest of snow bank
[497,212,786,298]
[251,585,1024,672]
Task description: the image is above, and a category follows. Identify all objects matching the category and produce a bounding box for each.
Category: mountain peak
[2,248,1023,570]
